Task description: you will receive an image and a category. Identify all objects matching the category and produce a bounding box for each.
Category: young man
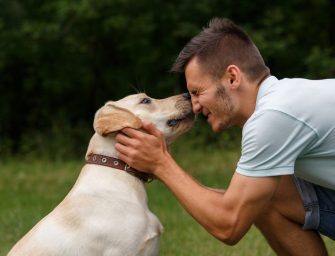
[115,18,334,255]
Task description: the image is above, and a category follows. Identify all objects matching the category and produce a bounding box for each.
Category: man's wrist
[152,152,175,179]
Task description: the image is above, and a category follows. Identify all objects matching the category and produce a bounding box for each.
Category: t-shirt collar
[256,76,278,103]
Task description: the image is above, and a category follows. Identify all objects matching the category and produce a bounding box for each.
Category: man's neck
[238,78,264,127]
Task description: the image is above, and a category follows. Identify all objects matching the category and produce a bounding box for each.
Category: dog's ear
[94,104,142,136]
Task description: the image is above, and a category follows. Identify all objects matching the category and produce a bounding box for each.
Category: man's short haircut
[171,18,270,82]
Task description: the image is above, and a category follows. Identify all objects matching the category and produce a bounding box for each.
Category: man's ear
[224,65,241,90]
[94,104,142,136]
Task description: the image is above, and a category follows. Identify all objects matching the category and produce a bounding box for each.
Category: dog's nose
[182,92,191,100]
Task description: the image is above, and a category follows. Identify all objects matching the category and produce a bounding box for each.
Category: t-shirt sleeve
[236,110,318,177]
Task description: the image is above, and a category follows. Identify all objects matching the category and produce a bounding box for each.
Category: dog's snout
[182,92,191,100]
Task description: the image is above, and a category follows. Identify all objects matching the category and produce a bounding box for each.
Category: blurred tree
[0,0,334,158]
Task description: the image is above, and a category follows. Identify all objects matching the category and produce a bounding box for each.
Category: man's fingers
[115,143,137,168]
[142,121,168,151]
[117,151,132,167]
[115,132,133,146]
[114,142,129,156]
[120,122,162,141]
[120,127,143,138]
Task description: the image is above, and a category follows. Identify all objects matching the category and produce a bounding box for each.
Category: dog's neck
[85,133,118,160]
[85,133,154,182]
[76,133,149,207]
[83,132,147,186]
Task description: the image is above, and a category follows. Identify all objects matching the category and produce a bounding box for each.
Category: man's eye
[139,98,152,104]
[190,90,199,96]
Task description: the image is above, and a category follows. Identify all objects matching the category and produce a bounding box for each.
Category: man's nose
[191,96,201,113]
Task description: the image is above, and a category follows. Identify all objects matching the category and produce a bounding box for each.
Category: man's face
[185,58,235,133]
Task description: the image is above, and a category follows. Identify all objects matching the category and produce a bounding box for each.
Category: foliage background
[1,0,335,158]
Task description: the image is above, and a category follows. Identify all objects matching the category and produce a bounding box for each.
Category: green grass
[1,139,334,255]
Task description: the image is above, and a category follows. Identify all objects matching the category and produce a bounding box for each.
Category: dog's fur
[8,93,194,256]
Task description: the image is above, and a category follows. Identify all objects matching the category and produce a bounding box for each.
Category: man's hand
[115,120,169,174]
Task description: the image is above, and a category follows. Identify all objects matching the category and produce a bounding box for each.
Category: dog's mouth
[167,112,195,127]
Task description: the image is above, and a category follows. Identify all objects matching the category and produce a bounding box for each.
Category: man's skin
[115,57,328,255]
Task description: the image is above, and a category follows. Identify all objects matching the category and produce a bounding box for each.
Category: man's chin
[211,124,224,133]
[211,122,230,133]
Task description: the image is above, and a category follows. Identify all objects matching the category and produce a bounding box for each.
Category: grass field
[1,137,334,255]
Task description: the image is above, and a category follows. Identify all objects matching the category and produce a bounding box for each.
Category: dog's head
[93,93,195,144]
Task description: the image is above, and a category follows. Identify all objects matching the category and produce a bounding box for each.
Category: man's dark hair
[171,18,270,83]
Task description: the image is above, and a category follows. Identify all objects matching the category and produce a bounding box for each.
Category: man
[115,18,334,255]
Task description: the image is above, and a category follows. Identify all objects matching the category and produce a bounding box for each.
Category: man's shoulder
[243,108,318,146]
[255,77,334,122]
[257,76,335,128]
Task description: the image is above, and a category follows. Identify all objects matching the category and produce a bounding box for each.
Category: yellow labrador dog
[8,93,194,256]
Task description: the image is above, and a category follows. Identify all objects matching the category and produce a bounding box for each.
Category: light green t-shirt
[236,76,335,189]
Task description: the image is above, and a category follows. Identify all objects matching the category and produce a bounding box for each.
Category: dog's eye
[139,98,152,104]
[167,119,179,127]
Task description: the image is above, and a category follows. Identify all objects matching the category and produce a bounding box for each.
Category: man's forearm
[153,153,238,243]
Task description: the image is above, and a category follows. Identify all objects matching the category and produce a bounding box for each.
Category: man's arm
[152,156,280,245]
[115,122,280,245]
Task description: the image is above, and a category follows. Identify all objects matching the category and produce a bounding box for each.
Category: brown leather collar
[86,153,154,183]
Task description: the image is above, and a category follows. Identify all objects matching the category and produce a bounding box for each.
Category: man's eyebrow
[189,88,200,95]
